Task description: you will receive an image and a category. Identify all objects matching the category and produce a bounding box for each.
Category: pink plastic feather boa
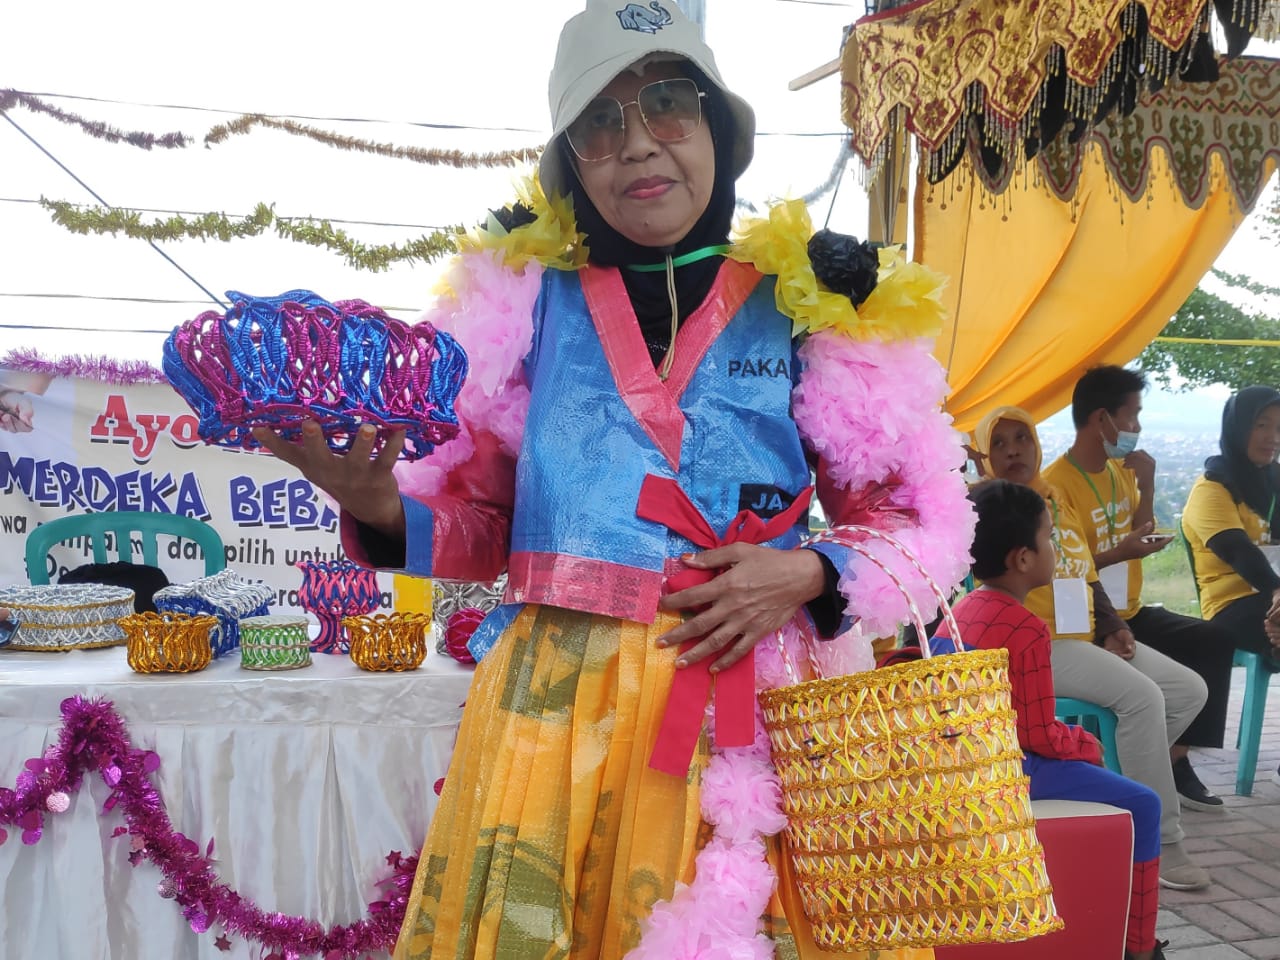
[393,250,539,499]
[792,332,974,638]
[623,625,802,960]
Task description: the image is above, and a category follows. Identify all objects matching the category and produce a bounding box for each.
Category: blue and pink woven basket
[162,290,467,460]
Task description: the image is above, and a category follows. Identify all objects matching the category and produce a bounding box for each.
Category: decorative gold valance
[842,0,1280,189]
[1024,55,1280,209]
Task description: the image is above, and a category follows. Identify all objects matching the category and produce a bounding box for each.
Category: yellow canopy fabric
[918,147,1272,435]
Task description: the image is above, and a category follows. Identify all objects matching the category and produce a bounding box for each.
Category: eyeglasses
[565,77,706,162]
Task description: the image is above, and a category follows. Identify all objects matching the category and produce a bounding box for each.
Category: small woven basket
[162,289,466,460]
[758,526,1061,951]
[239,615,312,671]
[154,569,274,658]
[121,612,216,673]
[343,612,430,672]
[0,584,134,651]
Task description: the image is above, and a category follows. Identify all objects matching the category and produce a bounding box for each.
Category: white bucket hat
[539,0,756,199]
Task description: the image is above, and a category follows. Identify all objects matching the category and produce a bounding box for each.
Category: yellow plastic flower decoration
[457,172,588,272]
[729,198,948,342]
[858,247,948,341]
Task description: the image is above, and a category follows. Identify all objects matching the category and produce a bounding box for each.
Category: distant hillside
[1039,382,1229,439]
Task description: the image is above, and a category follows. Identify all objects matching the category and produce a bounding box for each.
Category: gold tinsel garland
[204,114,542,169]
[1,89,540,169]
[41,199,462,272]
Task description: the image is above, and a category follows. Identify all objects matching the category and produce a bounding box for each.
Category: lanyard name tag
[1099,561,1129,611]
[1261,545,1280,576]
[1052,577,1090,635]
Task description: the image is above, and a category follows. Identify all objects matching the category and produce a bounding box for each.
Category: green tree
[1139,269,1280,392]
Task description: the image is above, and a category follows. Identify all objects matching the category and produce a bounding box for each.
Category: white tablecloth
[0,645,475,960]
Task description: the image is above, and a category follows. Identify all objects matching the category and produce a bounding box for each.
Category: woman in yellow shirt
[1182,387,1280,658]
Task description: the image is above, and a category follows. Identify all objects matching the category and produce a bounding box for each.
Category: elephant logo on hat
[617,2,673,34]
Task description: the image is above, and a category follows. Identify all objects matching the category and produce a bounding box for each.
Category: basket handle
[780,525,964,681]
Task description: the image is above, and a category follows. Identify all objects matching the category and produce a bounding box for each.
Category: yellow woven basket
[759,526,1062,951]
[343,612,430,672]
[121,612,216,674]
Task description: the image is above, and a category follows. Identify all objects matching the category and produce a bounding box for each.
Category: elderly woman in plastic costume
[257,2,971,957]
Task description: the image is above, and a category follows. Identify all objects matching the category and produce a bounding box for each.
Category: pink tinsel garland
[0,348,167,385]
[0,697,418,959]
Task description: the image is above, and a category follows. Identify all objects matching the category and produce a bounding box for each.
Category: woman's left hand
[656,545,825,672]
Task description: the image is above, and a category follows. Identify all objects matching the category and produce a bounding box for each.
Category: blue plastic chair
[25,511,226,585]
[1232,648,1279,796]
[1181,520,1279,796]
[1055,697,1122,774]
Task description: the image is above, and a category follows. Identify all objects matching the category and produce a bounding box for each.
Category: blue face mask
[1103,414,1140,458]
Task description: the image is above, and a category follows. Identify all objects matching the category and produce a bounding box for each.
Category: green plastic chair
[1180,520,1278,796]
[25,511,226,585]
[1231,648,1278,796]
[1055,697,1122,774]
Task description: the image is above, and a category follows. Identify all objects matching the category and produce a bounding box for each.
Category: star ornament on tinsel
[162,290,469,461]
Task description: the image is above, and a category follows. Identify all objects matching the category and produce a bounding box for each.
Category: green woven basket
[239,615,312,671]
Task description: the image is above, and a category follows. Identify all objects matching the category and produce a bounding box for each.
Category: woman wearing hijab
[1183,386,1280,657]
[973,406,1214,892]
[258,3,971,956]
[1184,387,1280,788]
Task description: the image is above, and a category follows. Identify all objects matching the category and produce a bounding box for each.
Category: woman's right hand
[252,422,406,539]
[1114,522,1170,561]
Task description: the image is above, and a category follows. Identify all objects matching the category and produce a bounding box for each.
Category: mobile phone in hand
[1140,534,1174,545]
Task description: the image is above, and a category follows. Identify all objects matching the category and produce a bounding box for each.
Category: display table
[0,645,474,960]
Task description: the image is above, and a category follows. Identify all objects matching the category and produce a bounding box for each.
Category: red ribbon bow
[635,474,815,776]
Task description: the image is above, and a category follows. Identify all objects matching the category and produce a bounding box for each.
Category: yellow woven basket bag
[758,527,1062,951]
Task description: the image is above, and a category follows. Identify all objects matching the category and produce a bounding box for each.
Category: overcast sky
[2,0,1276,363]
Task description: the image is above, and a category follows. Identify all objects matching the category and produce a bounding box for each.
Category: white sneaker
[1159,841,1212,891]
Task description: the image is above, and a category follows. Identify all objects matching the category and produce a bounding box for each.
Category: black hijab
[1204,385,1280,538]
[560,63,739,366]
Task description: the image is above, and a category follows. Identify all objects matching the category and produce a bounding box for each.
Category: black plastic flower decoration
[490,202,538,234]
[807,229,880,308]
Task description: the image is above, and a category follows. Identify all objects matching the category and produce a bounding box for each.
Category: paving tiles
[1158,668,1280,958]
[1233,938,1280,960]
